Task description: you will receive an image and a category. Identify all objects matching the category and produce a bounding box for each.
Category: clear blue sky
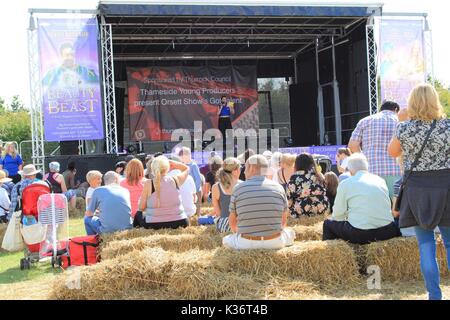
[0,0,448,105]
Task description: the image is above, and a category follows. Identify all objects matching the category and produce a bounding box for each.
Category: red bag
[21,181,51,218]
[61,235,99,268]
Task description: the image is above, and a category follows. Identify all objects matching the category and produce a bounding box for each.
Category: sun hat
[18,164,41,176]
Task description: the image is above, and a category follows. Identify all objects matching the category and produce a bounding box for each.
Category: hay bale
[287,214,329,227]
[365,237,449,281]
[262,277,320,300]
[50,247,172,300]
[212,240,360,287]
[100,225,217,246]
[292,222,323,241]
[168,264,258,299]
[101,233,222,260]
[51,248,219,300]
[200,206,214,215]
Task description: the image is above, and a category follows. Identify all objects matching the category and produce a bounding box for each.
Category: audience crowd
[0,83,449,300]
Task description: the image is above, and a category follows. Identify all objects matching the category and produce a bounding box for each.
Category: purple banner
[38,18,104,141]
[188,145,345,166]
[380,19,426,108]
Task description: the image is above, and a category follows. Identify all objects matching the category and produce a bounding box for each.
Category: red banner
[127,65,258,141]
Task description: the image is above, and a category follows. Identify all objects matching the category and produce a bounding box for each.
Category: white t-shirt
[0,188,11,217]
[85,187,95,207]
[167,170,197,217]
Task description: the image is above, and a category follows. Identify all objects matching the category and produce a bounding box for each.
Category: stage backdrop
[379,19,426,108]
[38,18,104,141]
[127,65,259,141]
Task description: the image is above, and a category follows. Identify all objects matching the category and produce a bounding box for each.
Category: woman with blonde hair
[120,159,146,218]
[276,153,296,192]
[211,157,242,233]
[0,142,23,184]
[134,156,190,229]
[388,83,450,300]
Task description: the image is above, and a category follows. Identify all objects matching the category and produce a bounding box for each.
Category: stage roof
[97,1,383,60]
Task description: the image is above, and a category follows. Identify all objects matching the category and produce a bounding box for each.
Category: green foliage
[0,111,31,143]
[433,80,450,118]
[9,95,25,112]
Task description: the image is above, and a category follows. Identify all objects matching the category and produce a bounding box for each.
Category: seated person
[322,154,401,245]
[167,156,197,218]
[114,161,127,180]
[222,155,296,250]
[324,171,339,212]
[133,156,190,230]
[0,171,12,223]
[84,171,132,235]
[85,170,103,208]
[287,153,330,218]
[44,162,77,209]
[211,157,242,233]
[0,170,15,197]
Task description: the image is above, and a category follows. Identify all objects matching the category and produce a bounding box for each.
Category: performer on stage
[217,96,235,146]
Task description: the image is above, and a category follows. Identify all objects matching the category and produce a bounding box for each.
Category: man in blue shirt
[84,171,132,235]
[322,154,400,244]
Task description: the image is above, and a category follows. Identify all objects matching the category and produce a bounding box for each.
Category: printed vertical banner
[38,18,104,141]
[379,19,426,108]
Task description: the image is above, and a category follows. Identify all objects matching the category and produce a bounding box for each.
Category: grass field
[0,216,86,298]
[1,217,449,300]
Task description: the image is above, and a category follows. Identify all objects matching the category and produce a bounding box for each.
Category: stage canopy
[97,1,382,60]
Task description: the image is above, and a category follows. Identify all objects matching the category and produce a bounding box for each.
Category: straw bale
[168,264,258,299]
[365,236,449,281]
[292,222,323,241]
[287,214,329,227]
[50,247,172,300]
[0,223,7,245]
[101,232,222,260]
[100,225,217,246]
[211,240,360,286]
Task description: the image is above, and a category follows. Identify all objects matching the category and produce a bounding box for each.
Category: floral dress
[287,170,330,218]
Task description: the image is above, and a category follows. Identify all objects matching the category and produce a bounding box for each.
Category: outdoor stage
[26,2,432,174]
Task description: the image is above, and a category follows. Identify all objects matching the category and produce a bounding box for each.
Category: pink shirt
[120,178,145,217]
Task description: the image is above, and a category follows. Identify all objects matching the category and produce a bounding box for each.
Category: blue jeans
[84,216,102,235]
[414,226,450,300]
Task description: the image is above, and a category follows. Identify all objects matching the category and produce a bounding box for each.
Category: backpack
[21,181,52,218]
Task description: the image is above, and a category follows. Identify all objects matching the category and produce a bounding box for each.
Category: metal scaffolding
[27,15,45,174]
[100,19,119,154]
[365,18,379,115]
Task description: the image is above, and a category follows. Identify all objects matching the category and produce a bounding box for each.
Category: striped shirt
[350,110,401,177]
[229,175,287,237]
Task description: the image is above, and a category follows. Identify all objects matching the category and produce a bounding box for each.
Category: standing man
[348,101,401,201]
[217,96,235,153]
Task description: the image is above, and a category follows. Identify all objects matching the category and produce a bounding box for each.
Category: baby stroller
[19,182,69,269]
